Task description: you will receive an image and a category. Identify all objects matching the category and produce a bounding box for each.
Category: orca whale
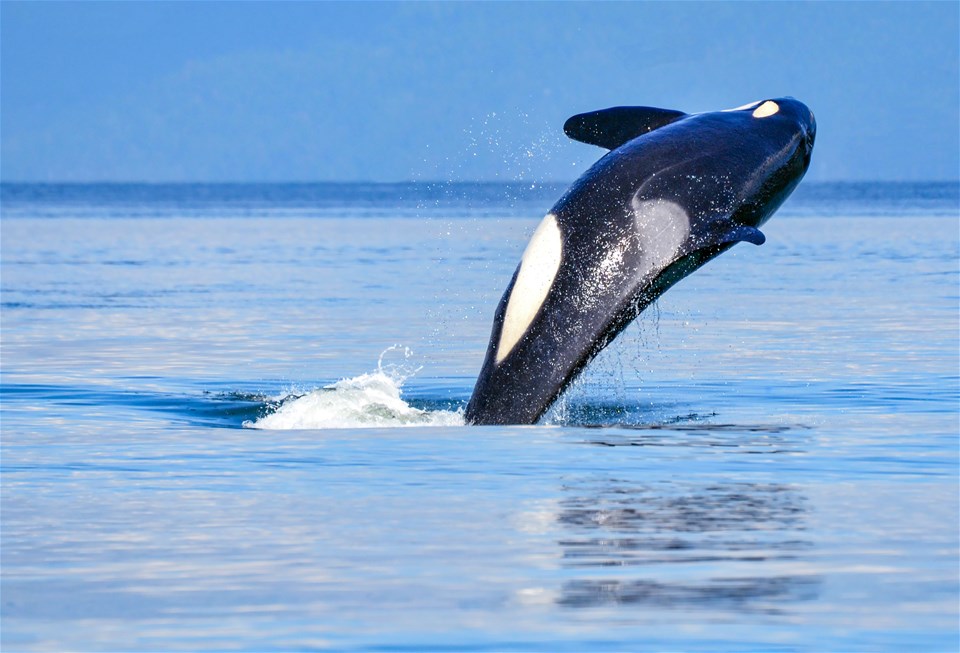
[465,98,816,425]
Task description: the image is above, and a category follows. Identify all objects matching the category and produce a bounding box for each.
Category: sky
[1,1,958,183]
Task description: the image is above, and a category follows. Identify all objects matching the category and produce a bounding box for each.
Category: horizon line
[2,179,959,186]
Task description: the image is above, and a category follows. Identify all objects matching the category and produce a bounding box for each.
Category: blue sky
[2,1,957,182]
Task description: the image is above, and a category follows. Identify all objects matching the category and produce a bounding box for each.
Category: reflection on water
[580,422,807,450]
[559,576,819,610]
[555,467,819,612]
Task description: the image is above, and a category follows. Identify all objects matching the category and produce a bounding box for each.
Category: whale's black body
[465,98,816,425]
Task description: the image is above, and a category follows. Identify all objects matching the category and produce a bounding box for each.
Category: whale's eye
[752,101,779,118]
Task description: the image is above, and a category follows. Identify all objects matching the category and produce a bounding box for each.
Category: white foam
[246,347,464,430]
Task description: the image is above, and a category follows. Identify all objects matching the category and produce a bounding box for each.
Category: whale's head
[719,97,816,229]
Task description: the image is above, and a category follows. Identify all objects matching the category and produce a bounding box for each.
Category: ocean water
[1,181,958,651]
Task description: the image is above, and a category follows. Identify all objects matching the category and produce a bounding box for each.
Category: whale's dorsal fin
[563,106,687,150]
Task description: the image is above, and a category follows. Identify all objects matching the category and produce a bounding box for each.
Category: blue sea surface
[2,181,958,651]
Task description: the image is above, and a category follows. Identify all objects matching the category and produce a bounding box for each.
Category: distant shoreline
[2,180,959,187]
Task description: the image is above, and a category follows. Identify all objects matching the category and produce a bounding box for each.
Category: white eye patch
[752,101,780,118]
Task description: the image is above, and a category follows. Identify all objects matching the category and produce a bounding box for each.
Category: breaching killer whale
[465,98,816,425]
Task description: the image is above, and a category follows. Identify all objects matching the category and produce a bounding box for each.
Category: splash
[245,346,464,430]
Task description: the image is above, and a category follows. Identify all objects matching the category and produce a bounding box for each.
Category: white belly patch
[497,214,563,363]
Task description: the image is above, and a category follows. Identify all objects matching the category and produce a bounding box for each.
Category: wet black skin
[465,98,816,425]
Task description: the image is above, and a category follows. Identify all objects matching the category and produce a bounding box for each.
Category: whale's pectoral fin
[684,223,766,257]
[717,224,766,246]
[563,106,687,150]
